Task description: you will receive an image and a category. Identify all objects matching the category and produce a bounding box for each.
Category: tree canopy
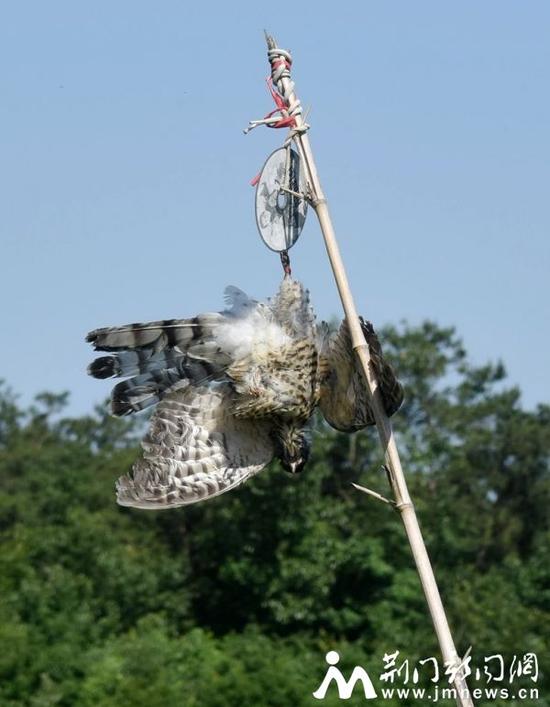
[0,321,548,706]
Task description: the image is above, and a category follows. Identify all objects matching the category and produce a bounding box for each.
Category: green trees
[0,322,548,706]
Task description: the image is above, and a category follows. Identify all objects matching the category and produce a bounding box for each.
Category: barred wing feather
[116,383,274,509]
[86,315,231,415]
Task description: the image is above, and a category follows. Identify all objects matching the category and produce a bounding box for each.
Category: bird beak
[290,461,301,474]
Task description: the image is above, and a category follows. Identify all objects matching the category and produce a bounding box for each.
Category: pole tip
[264,29,276,50]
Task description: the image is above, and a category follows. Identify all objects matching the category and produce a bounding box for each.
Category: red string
[249,63,295,186]
[266,77,295,129]
[271,58,292,71]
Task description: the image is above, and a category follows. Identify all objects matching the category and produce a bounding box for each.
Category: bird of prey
[86,278,403,509]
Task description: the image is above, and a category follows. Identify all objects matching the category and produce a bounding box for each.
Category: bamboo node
[310,196,327,208]
[394,501,414,512]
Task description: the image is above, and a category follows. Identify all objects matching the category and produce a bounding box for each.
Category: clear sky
[1,2,549,415]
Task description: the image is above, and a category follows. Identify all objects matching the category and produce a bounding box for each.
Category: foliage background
[1,323,548,706]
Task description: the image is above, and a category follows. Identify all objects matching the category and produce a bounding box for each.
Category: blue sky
[1,2,549,415]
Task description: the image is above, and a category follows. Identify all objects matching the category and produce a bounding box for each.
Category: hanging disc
[255,147,308,252]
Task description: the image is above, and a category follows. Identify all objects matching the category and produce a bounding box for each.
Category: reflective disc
[255,147,308,252]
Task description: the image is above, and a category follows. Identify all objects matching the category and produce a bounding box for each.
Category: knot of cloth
[244,45,309,138]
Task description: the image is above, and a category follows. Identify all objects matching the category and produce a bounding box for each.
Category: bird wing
[86,314,232,415]
[116,382,274,509]
[318,318,404,432]
[85,285,285,417]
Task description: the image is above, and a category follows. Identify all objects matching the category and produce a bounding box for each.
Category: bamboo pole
[261,33,474,707]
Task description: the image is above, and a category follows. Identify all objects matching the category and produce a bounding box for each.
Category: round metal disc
[255,147,308,252]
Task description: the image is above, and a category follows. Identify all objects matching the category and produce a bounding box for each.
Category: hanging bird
[86,278,403,509]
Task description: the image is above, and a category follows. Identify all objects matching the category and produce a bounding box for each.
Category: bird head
[275,424,311,474]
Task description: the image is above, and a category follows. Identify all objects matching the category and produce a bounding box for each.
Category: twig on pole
[254,32,475,707]
[351,483,396,506]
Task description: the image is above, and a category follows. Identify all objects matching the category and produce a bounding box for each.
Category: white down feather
[217,286,291,361]
[216,308,291,362]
